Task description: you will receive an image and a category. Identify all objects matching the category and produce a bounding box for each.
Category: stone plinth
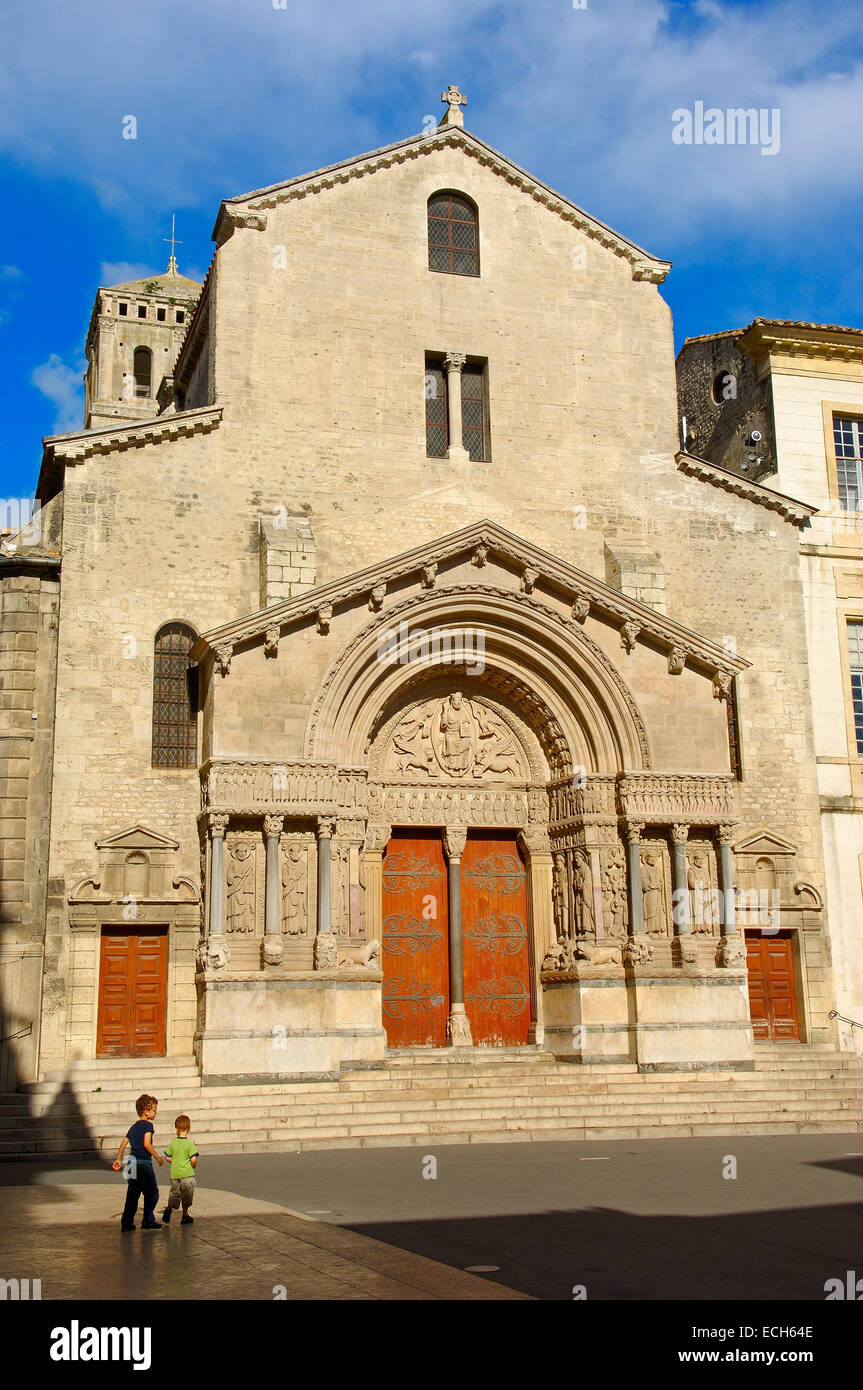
[629,968,754,1071]
[196,973,386,1082]
[541,971,633,1065]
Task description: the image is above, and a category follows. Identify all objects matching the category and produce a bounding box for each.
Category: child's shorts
[168,1177,196,1209]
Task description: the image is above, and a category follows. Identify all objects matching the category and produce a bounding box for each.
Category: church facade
[0,90,839,1092]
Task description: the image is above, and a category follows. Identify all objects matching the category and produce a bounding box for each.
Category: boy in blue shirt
[112,1093,164,1231]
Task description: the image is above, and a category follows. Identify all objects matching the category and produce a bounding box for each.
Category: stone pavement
[0,1184,529,1301]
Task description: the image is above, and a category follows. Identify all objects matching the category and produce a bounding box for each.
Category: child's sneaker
[161,1207,172,1223]
[181,1213,194,1224]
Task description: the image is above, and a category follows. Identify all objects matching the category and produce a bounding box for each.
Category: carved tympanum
[385,693,526,781]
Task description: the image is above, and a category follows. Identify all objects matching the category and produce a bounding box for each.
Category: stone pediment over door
[193,518,750,696]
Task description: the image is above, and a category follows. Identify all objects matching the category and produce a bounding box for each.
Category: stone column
[362,823,391,949]
[262,814,284,967]
[444,826,472,1046]
[314,817,338,970]
[670,823,697,966]
[205,812,230,971]
[518,826,551,1045]
[716,823,745,967]
[444,352,470,462]
[623,820,652,965]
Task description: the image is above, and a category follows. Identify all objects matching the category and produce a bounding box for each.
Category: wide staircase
[2,1045,863,1161]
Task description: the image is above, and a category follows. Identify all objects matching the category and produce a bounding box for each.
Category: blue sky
[2,0,862,500]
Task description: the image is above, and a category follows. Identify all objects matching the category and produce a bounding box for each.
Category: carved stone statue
[623,933,654,966]
[439,691,476,775]
[338,939,381,972]
[716,934,747,969]
[687,851,715,934]
[552,852,569,940]
[198,937,229,972]
[573,852,595,940]
[226,843,255,934]
[281,844,307,935]
[575,940,622,966]
[331,842,349,935]
[641,851,666,935]
[603,858,627,940]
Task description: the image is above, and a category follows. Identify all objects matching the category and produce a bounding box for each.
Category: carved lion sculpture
[338,939,381,971]
[575,941,623,966]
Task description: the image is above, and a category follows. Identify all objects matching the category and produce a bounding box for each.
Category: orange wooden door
[461,833,531,1046]
[745,932,799,1041]
[381,832,449,1047]
[97,928,168,1057]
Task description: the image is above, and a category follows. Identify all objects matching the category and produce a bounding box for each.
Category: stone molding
[215,126,670,282]
[676,451,816,527]
[42,406,222,465]
[194,519,746,695]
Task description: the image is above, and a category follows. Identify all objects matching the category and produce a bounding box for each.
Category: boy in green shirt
[161,1114,199,1225]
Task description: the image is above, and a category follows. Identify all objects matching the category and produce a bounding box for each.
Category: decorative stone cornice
[738,318,863,367]
[676,451,816,527]
[193,519,750,693]
[42,406,222,466]
[214,126,670,282]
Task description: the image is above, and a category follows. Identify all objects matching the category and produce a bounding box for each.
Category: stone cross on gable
[439,84,467,129]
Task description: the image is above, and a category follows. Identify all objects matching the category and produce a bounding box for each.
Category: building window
[834,415,863,511]
[848,621,863,755]
[176,311,185,324]
[138,304,147,319]
[425,361,448,457]
[133,347,152,398]
[157,307,166,322]
[119,302,128,316]
[424,357,488,461]
[427,193,479,277]
[152,623,198,768]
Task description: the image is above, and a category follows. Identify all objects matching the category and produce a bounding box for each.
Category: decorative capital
[364,822,392,854]
[571,594,590,623]
[717,823,737,846]
[518,825,551,856]
[670,823,689,846]
[214,641,233,677]
[444,825,468,860]
[208,811,230,836]
[620,620,640,653]
[625,820,645,843]
[317,603,333,635]
[264,624,280,658]
[444,351,467,373]
[421,560,438,589]
[369,582,386,612]
[667,645,687,675]
[263,813,284,839]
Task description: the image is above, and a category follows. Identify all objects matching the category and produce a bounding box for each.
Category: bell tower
[83,239,201,430]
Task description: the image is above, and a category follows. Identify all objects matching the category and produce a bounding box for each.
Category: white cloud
[31,354,86,435]
[99,261,158,287]
[0,265,23,280]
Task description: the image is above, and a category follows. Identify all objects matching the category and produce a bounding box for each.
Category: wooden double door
[381,830,532,1048]
[96,927,168,1057]
[745,931,800,1041]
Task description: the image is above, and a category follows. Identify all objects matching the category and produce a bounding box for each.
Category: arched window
[427,193,479,276]
[152,623,198,768]
[133,346,153,398]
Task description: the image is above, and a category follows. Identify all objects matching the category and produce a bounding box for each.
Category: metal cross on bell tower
[163,214,183,274]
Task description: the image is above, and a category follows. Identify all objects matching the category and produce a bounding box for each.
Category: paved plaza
[1,1133,862,1301]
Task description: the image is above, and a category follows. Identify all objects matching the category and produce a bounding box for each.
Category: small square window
[119,303,128,315]
[157,307,166,322]
[176,311,185,324]
[138,305,147,318]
